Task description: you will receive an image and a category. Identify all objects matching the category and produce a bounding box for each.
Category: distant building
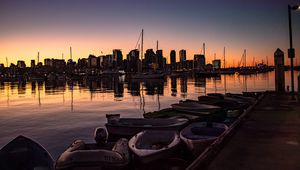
[212,59,221,69]
[88,55,98,68]
[113,49,123,68]
[156,50,163,69]
[31,60,36,68]
[179,49,186,69]
[78,58,88,68]
[145,49,156,70]
[194,54,205,70]
[170,50,176,70]
[127,49,139,73]
[0,63,4,69]
[44,58,66,69]
[17,60,26,68]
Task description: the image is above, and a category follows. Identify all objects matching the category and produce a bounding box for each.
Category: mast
[223,47,226,69]
[156,40,158,51]
[62,53,64,59]
[70,46,72,60]
[6,57,8,67]
[244,49,247,67]
[37,52,40,63]
[203,43,206,56]
[141,29,144,63]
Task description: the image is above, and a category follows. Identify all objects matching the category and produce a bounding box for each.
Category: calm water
[0,71,299,158]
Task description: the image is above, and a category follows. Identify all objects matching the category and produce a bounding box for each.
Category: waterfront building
[113,49,123,68]
[179,49,186,69]
[170,50,176,70]
[145,49,156,70]
[88,55,98,68]
[127,49,139,73]
[17,60,26,68]
[156,50,163,69]
[31,60,35,68]
[194,54,205,70]
[212,59,221,69]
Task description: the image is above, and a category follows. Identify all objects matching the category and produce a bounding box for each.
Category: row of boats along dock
[0,92,264,170]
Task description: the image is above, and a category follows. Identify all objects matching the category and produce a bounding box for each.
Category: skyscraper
[179,49,186,69]
[170,50,176,70]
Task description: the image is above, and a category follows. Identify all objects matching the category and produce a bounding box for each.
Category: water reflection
[1,71,299,108]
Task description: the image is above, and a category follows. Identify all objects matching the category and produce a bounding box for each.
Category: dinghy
[180,122,228,156]
[105,114,188,140]
[0,135,54,170]
[129,130,180,163]
[56,127,130,170]
[171,101,221,114]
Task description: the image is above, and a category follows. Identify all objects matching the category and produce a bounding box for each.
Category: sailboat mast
[223,47,226,69]
[203,43,206,56]
[156,40,158,51]
[141,29,144,62]
[70,47,72,60]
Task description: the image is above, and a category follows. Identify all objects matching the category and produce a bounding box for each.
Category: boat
[143,108,201,121]
[0,135,54,170]
[197,96,245,111]
[56,127,130,170]
[105,114,189,140]
[207,93,252,108]
[129,130,180,163]
[171,101,221,114]
[180,122,228,156]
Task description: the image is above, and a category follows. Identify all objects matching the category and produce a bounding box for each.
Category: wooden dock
[189,92,300,170]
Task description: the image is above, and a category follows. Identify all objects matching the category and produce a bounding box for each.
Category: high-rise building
[127,49,139,73]
[17,60,26,68]
[145,49,156,70]
[212,59,221,69]
[194,54,205,70]
[31,60,36,68]
[170,50,176,70]
[113,49,123,67]
[156,50,163,69]
[179,49,186,69]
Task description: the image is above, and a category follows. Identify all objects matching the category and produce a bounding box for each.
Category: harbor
[0,71,299,169]
[1,0,300,169]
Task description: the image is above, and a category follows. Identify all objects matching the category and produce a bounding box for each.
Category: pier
[203,92,300,170]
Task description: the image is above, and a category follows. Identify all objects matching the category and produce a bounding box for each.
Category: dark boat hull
[0,135,54,170]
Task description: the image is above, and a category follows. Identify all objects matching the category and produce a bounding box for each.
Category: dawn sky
[1,0,300,66]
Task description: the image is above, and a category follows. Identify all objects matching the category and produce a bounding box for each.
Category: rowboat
[180,122,228,156]
[105,114,189,140]
[129,130,180,163]
[0,135,54,170]
[171,101,221,114]
[55,138,130,170]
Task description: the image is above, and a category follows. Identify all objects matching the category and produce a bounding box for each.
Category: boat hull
[0,135,54,170]
[129,130,180,164]
[180,122,228,156]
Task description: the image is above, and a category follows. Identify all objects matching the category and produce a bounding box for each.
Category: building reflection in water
[180,77,188,98]
[171,77,177,97]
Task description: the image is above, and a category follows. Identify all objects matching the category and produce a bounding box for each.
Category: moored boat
[180,122,228,156]
[129,130,180,163]
[0,135,54,170]
[56,128,130,170]
[171,101,221,114]
[105,114,189,140]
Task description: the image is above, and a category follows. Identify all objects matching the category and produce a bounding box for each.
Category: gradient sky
[1,0,300,66]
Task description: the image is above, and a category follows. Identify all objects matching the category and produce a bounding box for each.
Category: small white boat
[55,138,130,170]
[0,135,54,170]
[129,130,180,164]
[171,102,221,114]
[105,114,189,140]
[180,122,228,156]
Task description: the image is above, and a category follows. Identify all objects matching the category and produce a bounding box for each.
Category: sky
[1,0,300,66]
